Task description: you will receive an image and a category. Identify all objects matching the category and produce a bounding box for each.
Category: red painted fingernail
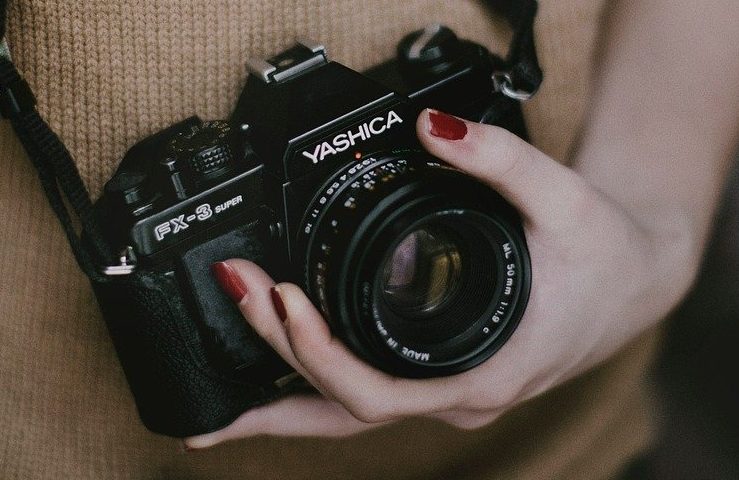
[271,286,288,322]
[428,109,468,140]
[211,262,247,303]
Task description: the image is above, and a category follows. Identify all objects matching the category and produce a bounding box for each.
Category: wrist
[572,150,705,313]
[639,206,702,318]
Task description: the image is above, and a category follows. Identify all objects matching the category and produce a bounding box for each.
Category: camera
[94,25,531,437]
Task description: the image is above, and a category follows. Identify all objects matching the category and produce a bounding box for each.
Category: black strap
[0,0,6,41]
[1,57,112,278]
[483,0,542,95]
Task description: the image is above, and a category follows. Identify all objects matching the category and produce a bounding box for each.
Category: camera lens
[298,152,530,378]
[381,227,463,318]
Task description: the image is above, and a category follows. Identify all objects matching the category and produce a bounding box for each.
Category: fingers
[433,409,502,431]
[182,394,496,449]
[210,260,324,392]
[183,395,383,448]
[195,260,506,447]
[271,282,467,423]
[214,260,470,423]
[416,109,594,229]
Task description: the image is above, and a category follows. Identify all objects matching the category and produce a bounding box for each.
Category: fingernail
[211,262,247,303]
[270,286,288,322]
[428,109,467,141]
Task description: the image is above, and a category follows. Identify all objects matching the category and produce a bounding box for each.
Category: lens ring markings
[298,151,530,377]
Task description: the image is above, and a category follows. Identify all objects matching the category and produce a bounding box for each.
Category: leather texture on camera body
[90,221,298,437]
[179,218,292,381]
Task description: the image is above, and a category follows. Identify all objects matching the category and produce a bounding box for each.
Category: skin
[184,0,739,448]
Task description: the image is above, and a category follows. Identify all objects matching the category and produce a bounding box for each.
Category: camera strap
[483,0,542,99]
[0,0,112,278]
[0,0,542,279]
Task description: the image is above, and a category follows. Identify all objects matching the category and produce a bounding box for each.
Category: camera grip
[91,269,284,437]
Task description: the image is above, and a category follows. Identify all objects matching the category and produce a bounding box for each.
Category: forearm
[573,0,739,269]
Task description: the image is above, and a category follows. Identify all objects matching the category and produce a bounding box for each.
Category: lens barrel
[298,152,530,378]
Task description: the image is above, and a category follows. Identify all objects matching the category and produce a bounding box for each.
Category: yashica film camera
[95,25,531,437]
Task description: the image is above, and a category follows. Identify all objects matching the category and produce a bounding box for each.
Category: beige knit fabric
[0,1,661,479]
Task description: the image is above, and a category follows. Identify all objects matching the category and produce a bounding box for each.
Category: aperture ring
[298,151,531,377]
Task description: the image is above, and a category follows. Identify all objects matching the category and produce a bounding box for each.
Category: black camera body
[95,26,531,437]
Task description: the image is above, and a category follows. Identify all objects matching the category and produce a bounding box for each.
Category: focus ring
[300,153,440,315]
[297,151,531,377]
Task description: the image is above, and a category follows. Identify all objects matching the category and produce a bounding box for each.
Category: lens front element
[381,227,463,318]
[300,152,530,378]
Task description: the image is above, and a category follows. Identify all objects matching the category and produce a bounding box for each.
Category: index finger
[272,283,471,424]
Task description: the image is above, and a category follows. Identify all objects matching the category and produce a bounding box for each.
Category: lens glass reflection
[381,228,463,317]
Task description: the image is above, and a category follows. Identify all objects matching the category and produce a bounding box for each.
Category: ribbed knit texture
[0,1,660,479]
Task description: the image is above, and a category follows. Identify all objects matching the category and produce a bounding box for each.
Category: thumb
[416,109,591,227]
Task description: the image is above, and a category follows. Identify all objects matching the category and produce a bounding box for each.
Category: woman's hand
[183,109,697,449]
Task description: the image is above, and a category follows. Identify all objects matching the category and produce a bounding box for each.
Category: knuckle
[346,400,395,424]
[437,408,499,431]
[474,130,528,186]
[492,369,557,410]
[563,179,602,223]
[465,377,525,412]
[496,152,526,186]
[448,416,492,431]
